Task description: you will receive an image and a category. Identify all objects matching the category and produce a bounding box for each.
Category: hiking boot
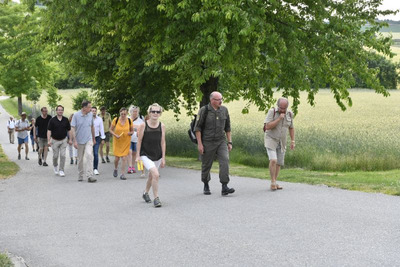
[70,158,74,165]
[113,169,118,177]
[106,156,110,163]
[88,177,97,183]
[18,154,21,160]
[203,183,211,195]
[120,174,127,180]
[43,162,48,167]
[38,158,42,165]
[221,184,235,196]
[142,192,151,203]
[101,158,106,164]
[153,197,162,208]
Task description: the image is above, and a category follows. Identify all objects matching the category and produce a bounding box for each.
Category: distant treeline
[54,72,92,89]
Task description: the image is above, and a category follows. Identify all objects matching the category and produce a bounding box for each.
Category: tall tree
[37,0,397,115]
[0,2,54,115]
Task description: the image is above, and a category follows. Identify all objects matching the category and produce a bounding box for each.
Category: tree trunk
[199,76,218,109]
[18,95,23,116]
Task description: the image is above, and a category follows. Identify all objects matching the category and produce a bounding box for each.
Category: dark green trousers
[201,140,230,184]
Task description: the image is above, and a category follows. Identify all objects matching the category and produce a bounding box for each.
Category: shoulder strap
[115,117,119,126]
[128,118,131,127]
[200,105,209,131]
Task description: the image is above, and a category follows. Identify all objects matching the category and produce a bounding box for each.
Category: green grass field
[0,144,19,179]
[162,89,400,172]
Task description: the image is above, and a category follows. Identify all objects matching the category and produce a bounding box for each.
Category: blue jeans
[93,136,101,170]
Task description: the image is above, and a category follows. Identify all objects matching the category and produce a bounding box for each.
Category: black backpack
[188,106,208,144]
[115,117,132,127]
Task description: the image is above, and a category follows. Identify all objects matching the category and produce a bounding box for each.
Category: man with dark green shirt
[195,91,235,196]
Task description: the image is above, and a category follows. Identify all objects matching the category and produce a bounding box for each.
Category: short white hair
[129,105,140,114]
[277,97,289,107]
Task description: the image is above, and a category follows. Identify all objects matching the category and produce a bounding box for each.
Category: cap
[21,112,27,116]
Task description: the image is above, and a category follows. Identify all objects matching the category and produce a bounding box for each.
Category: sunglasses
[150,110,161,114]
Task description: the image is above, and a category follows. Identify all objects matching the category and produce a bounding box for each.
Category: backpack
[263,108,292,132]
[115,117,132,127]
[188,106,209,144]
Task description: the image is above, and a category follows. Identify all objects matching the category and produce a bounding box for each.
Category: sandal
[276,184,283,190]
[270,182,277,191]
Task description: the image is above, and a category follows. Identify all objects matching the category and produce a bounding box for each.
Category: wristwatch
[228,141,233,145]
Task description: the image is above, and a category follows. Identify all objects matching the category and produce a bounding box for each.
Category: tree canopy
[0,2,56,115]
[34,0,397,115]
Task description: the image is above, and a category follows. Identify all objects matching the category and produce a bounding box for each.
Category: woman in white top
[128,106,145,176]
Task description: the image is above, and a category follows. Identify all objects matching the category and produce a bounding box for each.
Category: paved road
[1,104,400,267]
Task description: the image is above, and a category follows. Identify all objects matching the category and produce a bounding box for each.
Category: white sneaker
[59,170,65,177]
[94,169,100,175]
[140,173,146,178]
[54,167,59,175]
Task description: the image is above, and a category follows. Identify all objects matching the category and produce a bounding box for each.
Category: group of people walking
[7,92,296,208]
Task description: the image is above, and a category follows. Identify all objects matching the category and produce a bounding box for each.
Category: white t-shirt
[130,117,144,143]
[7,120,15,129]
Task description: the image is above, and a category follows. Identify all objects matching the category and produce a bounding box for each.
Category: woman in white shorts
[136,103,166,208]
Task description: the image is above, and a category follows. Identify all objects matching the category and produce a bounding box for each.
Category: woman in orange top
[109,107,133,180]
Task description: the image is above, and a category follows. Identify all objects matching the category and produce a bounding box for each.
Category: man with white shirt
[15,112,32,160]
[128,106,145,176]
[7,116,15,144]
[92,106,105,175]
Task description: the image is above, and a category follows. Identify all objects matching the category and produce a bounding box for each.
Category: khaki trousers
[201,139,230,184]
[8,129,15,143]
[52,138,68,171]
[77,140,94,180]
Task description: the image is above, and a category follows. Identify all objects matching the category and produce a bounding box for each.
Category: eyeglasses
[212,98,223,102]
[150,110,161,114]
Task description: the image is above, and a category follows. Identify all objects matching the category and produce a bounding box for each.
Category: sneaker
[101,158,106,164]
[88,177,97,183]
[38,158,42,165]
[127,167,133,174]
[221,184,235,196]
[153,197,162,208]
[132,167,136,173]
[106,156,110,163]
[18,154,21,160]
[142,192,151,203]
[43,162,48,167]
[120,174,127,180]
[54,167,59,175]
[25,156,30,160]
[94,169,100,175]
[113,169,118,177]
[140,173,146,178]
[75,159,78,165]
[203,183,211,195]
[78,177,83,182]
[59,170,65,177]
[70,158,74,165]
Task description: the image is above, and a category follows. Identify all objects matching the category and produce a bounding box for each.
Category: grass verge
[0,145,19,179]
[0,98,30,118]
[0,253,13,267]
[166,156,400,196]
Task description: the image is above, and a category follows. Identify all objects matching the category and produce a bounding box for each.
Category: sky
[378,0,400,21]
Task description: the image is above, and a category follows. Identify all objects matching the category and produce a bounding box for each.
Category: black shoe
[106,156,110,163]
[75,159,78,165]
[221,184,235,196]
[70,158,74,165]
[38,158,42,165]
[101,158,106,164]
[18,154,21,160]
[154,197,162,208]
[120,174,126,180]
[142,192,151,203]
[203,183,211,195]
[43,162,48,167]
[25,156,29,160]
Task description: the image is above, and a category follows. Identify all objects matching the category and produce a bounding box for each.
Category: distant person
[35,107,52,166]
[7,116,15,144]
[47,105,72,177]
[136,103,166,208]
[128,106,145,177]
[92,106,105,175]
[29,118,37,152]
[99,106,112,163]
[264,97,295,191]
[109,107,134,180]
[15,112,32,160]
[195,92,235,196]
[68,114,78,165]
[71,100,96,183]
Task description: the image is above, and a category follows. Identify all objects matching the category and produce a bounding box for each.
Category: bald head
[210,91,223,109]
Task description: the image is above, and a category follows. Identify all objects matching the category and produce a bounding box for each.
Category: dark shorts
[104,132,111,142]
[18,136,29,145]
[130,142,137,152]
